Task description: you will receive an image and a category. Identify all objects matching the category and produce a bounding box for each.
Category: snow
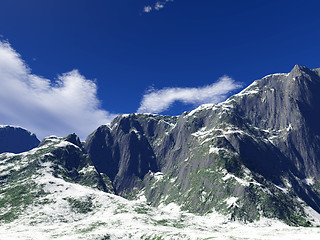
[78,165,96,174]
[2,164,320,240]
[222,172,250,187]
[153,172,164,182]
[191,127,210,138]
[159,202,181,214]
[130,128,142,140]
[236,88,260,97]
[224,197,239,208]
[304,205,320,226]
[287,124,293,131]
[302,178,314,185]
[234,80,260,97]
[221,169,262,188]
[159,119,176,128]
[262,73,289,79]
[53,140,80,149]
[2,126,320,239]
[43,135,60,141]
[186,104,215,117]
[194,127,250,139]
[0,163,22,176]
[273,183,289,194]
[209,146,220,154]
[231,73,287,99]
[169,176,177,183]
[0,152,16,158]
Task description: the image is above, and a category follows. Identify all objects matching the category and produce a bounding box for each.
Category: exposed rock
[84,65,320,225]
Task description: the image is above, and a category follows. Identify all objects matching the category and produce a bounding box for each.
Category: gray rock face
[38,135,113,193]
[0,125,40,154]
[84,65,320,225]
[84,114,177,195]
[231,65,320,178]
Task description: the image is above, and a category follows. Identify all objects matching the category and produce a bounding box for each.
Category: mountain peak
[288,64,312,78]
[64,133,82,148]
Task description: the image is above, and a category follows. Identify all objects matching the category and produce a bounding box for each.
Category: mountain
[0,125,40,154]
[85,65,320,225]
[2,65,320,239]
[0,124,319,239]
[2,134,320,239]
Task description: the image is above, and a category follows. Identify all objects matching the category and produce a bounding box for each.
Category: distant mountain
[0,125,40,154]
[1,65,320,239]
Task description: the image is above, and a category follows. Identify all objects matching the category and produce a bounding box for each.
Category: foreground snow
[1,164,320,240]
[1,138,320,240]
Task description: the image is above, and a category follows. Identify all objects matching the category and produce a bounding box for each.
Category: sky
[0,0,320,140]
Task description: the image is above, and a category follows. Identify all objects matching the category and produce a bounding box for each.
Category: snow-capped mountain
[1,65,320,239]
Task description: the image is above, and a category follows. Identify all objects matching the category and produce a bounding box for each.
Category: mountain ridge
[84,65,320,225]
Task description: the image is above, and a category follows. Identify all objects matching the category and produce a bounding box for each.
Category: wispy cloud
[0,41,117,139]
[137,76,242,113]
[143,0,174,13]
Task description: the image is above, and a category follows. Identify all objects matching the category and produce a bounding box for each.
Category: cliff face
[84,65,320,225]
[84,114,177,196]
[232,65,320,178]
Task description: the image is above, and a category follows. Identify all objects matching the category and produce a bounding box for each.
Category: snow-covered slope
[1,137,320,239]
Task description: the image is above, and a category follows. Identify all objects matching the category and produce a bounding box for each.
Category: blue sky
[0,0,320,139]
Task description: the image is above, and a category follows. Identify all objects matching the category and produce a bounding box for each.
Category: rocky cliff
[84,65,320,225]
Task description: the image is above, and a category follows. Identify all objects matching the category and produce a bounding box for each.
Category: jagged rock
[84,114,175,196]
[84,65,320,225]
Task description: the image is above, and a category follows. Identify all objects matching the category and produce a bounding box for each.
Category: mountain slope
[1,135,320,239]
[0,134,113,224]
[85,65,320,225]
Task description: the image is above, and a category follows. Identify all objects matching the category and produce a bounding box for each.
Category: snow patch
[55,141,80,149]
[302,178,314,185]
[224,197,239,208]
[273,183,288,194]
[209,146,221,154]
[304,205,320,226]
[187,104,215,117]
[78,165,96,175]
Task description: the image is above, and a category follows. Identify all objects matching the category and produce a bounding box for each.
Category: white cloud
[155,2,165,10]
[143,0,173,13]
[0,41,117,140]
[143,6,152,13]
[137,76,242,113]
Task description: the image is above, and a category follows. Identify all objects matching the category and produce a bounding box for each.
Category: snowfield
[1,163,320,240]
[1,137,320,239]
